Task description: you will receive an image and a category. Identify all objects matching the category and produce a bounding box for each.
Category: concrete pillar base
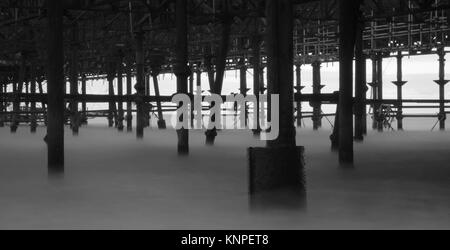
[248,146,306,208]
[157,120,167,129]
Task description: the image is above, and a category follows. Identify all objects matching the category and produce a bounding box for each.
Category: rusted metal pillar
[47,0,65,172]
[295,63,304,127]
[125,59,133,132]
[376,52,384,132]
[30,66,37,133]
[392,51,407,131]
[117,55,125,131]
[69,23,79,135]
[249,0,304,206]
[434,47,448,130]
[151,67,166,129]
[338,0,359,164]
[175,0,189,154]
[312,60,323,130]
[354,16,367,141]
[135,32,145,139]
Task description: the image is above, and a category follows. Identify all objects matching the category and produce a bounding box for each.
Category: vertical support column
[151,67,166,129]
[249,0,304,206]
[376,52,384,132]
[369,55,378,129]
[11,57,25,133]
[117,55,124,131]
[81,74,87,125]
[252,36,262,135]
[47,0,65,171]
[175,0,189,155]
[295,63,304,127]
[135,32,145,139]
[37,76,47,126]
[30,66,37,133]
[126,58,133,132]
[338,0,359,164]
[354,16,366,141]
[144,70,151,128]
[434,47,449,130]
[69,23,79,135]
[392,51,407,131]
[312,60,323,130]
[0,80,4,127]
[107,63,117,128]
[239,58,249,127]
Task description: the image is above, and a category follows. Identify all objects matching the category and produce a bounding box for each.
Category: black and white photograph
[0,0,450,236]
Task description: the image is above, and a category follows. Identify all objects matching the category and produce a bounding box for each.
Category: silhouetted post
[312,60,323,130]
[376,52,383,132]
[125,57,133,132]
[117,55,125,131]
[369,55,378,129]
[239,58,249,127]
[81,74,87,125]
[434,47,448,130]
[69,23,79,135]
[295,63,304,127]
[392,51,407,131]
[252,36,262,135]
[107,63,117,128]
[338,0,359,164]
[249,0,304,207]
[30,66,37,133]
[11,57,25,133]
[135,32,145,139]
[0,80,3,127]
[47,0,65,172]
[144,70,151,127]
[175,0,189,155]
[151,67,166,129]
[354,16,366,141]
[37,77,47,126]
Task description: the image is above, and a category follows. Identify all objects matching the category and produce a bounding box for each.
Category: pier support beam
[135,32,145,139]
[249,0,304,207]
[0,80,4,127]
[239,58,249,127]
[46,0,65,172]
[151,67,166,129]
[11,57,25,133]
[312,60,324,130]
[338,0,359,164]
[369,55,378,130]
[392,52,407,131]
[354,17,367,141]
[30,66,37,133]
[434,47,449,130]
[295,63,304,127]
[376,52,384,132]
[69,23,80,135]
[107,63,117,128]
[126,57,133,132]
[252,36,262,135]
[81,74,87,125]
[117,54,125,131]
[175,0,189,155]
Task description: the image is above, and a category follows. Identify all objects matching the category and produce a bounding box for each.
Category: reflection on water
[1,120,450,229]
